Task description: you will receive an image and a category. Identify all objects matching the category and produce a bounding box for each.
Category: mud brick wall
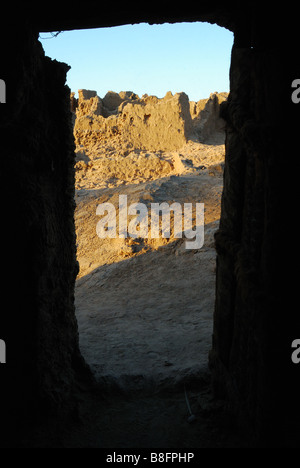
[0,25,88,445]
[211,20,300,445]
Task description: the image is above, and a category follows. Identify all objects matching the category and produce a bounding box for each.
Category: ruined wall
[73,90,193,151]
[0,25,88,446]
[190,92,228,141]
[73,89,227,151]
[210,19,300,446]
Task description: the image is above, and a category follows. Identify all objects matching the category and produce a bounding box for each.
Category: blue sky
[39,22,233,102]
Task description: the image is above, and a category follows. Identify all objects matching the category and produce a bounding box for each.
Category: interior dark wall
[211,11,300,446]
[0,24,89,446]
[212,45,299,445]
[0,4,299,447]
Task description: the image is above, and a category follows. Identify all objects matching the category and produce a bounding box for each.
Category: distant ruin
[72,89,228,151]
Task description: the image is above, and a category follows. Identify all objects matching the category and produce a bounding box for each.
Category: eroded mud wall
[210,14,300,446]
[0,25,86,445]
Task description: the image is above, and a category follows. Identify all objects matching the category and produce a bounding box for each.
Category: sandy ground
[74,133,225,391]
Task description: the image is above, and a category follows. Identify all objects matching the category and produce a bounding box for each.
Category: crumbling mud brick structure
[73,89,227,150]
[74,90,193,151]
[0,2,299,447]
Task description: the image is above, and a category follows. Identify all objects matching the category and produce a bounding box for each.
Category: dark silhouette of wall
[0,23,90,446]
[0,3,299,447]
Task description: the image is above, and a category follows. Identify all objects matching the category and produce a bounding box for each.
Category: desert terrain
[73,89,226,391]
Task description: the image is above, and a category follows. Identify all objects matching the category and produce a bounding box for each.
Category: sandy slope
[74,133,225,391]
